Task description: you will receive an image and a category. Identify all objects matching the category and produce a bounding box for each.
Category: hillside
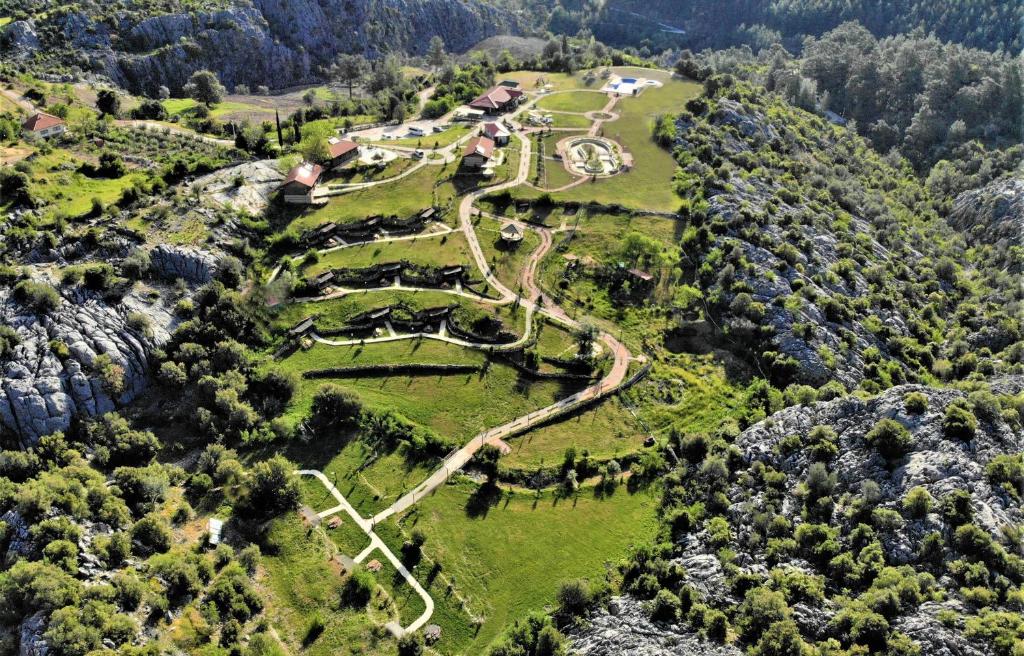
[572,379,1024,655]
[664,78,1022,393]
[0,0,519,92]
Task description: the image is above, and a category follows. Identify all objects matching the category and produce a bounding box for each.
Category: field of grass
[19,149,144,218]
[547,112,594,129]
[304,230,474,275]
[501,70,595,93]
[380,480,659,652]
[161,97,271,120]
[259,514,396,656]
[535,91,610,114]
[503,395,647,470]
[288,165,453,232]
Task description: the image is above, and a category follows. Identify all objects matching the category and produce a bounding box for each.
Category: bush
[943,399,977,440]
[902,486,933,519]
[241,455,300,519]
[13,280,61,313]
[397,633,424,656]
[310,384,363,430]
[130,514,171,556]
[863,418,913,461]
[649,589,681,622]
[903,392,928,414]
[556,578,594,619]
[737,587,791,641]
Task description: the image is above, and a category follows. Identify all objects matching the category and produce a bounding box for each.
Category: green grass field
[18,149,145,218]
[503,395,647,470]
[259,514,397,656]
[547,113,594,129]
[535,91,610,114]
[380,480,659,652]
[304,230,474,275]
[474,215,539,293]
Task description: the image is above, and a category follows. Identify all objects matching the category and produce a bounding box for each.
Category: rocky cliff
[3,0,519,93]
[0,288,155,448]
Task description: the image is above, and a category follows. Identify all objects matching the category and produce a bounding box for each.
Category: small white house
[22,112,66,140]
[208,518,224,546]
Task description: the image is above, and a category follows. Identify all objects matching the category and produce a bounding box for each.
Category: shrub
[943,399,978,440]
[986,455,1024,498]
[310,384,363,429]
[737,587,790,641]
[902,486,933,519]
[13,280,61,313]
[863,418,913,461]
[130,514,171,556]
[397,633,424,656]
[556,578,594,619]
[241,455,300,519]
[649,589,681,622]
[903,392,928,414]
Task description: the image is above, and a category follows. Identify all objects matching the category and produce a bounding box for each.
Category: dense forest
[527,0,1024,54]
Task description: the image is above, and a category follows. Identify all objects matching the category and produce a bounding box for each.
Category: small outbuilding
[500,223,524,243]
[207,518,224,546]
[288,316,315,338]
[482,121,511,146]
[327,137,360,169]
[424,624,442,644]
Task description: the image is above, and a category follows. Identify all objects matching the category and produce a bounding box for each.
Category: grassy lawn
[535,91,610,114]
[303,230,474,275]
[547,113,594,129]
[288,165,453,232]
[272,290,519,334]
[381,480,659,652]
[501,70,596,93]
[258,514,397,656]
[327,157,418,185]
[280,339,575,443]
[161,97,270,120]
[503,395,646,470]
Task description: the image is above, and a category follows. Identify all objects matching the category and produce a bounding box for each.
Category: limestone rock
[149,244,219,284]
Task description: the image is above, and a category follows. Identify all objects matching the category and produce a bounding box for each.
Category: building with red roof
[279,161,323,204]
[21,112,66,140]
[468,85,524,114]
[326,137,360,169]
[482,121,511,145]
[462,136,495,169]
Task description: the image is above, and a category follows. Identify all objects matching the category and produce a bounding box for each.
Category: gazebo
[500,223,524,243]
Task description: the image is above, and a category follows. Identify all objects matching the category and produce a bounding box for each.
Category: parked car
[412,149,425,159]
[408,126,426,137]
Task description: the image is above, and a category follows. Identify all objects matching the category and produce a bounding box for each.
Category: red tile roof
[482,122,509,139]
[468,86,523,111]
[281,162,323,190]
[327,137,359,159]
[463,136,495,160]
[22,112,64,132]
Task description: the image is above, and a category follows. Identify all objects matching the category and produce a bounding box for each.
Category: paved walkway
[295,469,434,634]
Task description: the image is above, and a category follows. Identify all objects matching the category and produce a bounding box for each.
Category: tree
[397,633,424,656]
[310,384,363,430]
[96,89,121,117]
[331,54,369,99]
[184,70,226,107]
[427,36,447,69]
[340,567,375,608]
[556,578,593,619]
[242,455,300,518]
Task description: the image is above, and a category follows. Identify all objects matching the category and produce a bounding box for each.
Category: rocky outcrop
[567,596,742,656]
[948,176,1022,266]
[150,244,219,284]
[11,0,520,93]
[0,288,154,447]
[1,20,42,57]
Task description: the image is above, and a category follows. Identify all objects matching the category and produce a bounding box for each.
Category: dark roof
[22,112,64,132]
[281,162,322,190]
[463,136,495,160]
[314,271,334,284]
[327,137,359,159]
[288,317,315,335]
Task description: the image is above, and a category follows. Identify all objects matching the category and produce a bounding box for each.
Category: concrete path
[295,469,434,634]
